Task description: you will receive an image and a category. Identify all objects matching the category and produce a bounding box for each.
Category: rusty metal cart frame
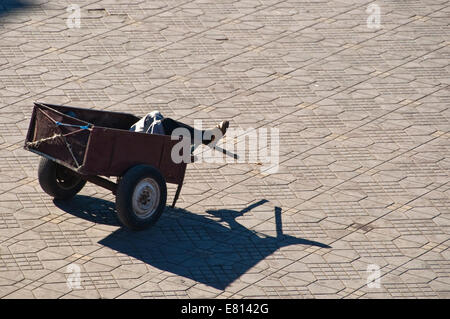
[24,102,188,230]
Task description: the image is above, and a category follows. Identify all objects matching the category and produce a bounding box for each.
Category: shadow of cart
[0,0,32,19]
[94,199,331,290]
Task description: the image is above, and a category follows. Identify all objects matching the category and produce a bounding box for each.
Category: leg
[161,117,213,145]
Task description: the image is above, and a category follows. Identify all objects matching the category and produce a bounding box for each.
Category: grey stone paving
[0,0,449,299]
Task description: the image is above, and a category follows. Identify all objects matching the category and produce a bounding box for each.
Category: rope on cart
[53,122,84,168]
[55,122,92,130]
[25,134,63,147]
[26,108,89,168]
[61,136,81,168]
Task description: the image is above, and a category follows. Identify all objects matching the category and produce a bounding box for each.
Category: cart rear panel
[25,103,92,169]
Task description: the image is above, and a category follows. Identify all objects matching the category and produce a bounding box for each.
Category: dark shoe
[205,120,229,146]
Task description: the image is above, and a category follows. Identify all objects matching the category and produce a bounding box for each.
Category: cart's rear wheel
[38,158,86,200]
[115,165,167,230]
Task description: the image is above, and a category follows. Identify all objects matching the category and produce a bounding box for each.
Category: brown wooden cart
[24,102,188,230]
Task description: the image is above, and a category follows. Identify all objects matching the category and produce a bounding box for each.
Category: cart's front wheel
[115,165,167,230]
[38,158,86,200]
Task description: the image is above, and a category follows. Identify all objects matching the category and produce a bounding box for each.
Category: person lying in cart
[129,111,229,149]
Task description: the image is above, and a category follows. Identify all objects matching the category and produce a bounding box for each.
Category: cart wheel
[115,165,167,230]
[38,158,86,200]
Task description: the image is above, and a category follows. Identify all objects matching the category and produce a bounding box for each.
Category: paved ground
[0,0,449,299]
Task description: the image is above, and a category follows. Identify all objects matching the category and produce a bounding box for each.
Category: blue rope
[55,122,91,130]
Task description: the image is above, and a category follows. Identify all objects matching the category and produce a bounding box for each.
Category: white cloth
[129,111,165,135]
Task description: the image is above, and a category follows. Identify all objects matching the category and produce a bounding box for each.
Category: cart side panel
[81,128,168,177]
[110,130,165,176]
[78,127,115,176]
[159,139,187,185]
